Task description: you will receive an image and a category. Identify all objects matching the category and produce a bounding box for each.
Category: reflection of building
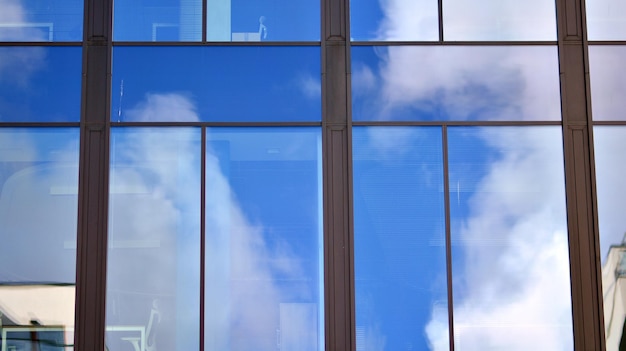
[603,237,626,350]
[0,284,75,350]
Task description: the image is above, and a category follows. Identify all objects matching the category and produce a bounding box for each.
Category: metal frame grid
[0,0,614,349]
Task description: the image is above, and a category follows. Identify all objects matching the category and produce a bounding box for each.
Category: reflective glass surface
[589,46,626,121]
[349,0,437,41]
[0,128,79,349]
[0,47,82,122]
[207,0,319,41]
[594,127,626,351]
[443,0,556,40]
[106,128,201,351]
[112,46,321,122]
[114,0,202,41]
[352,46,561,121]
[204,127,323,351]
[353,127,449,350]
[447,127,573,349]
[0,0,82,41]
[586,0,626,40]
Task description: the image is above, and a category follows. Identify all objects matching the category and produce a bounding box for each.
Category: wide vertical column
[556,0,605,349]
[74,0,112,348]
[322,0,352,349]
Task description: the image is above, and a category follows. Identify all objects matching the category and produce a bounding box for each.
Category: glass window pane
[447,127,573,349]
[443,0,556,40]
[349,0,437,41]
[0,47,82,122]
[352,46,561,122]
[0,128,79,349]
[204,127,323,351]
[208,0,319,41]
[0,0,82,41]
[112,46,321,122]
[587,0,626,40]
[114,0,202,41]
[353,127,449,350]
[106,128,201,351]
[593,126,626,350]
[589,46,626,121]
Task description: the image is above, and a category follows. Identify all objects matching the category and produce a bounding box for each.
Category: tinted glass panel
[106,128,201,351]
[447,127,573,349]
[594,127,626,350]
[208,0,319,41]
[352,46,560,121]
[0,0,82,41]
[0,128,79,349]
[589,46,626,121]
[349,0,437,41]
[205,127,323,351]
[114,0,202,41]
[353,127,449,350]
[112,46,321,122]
[587,0,626,40]
[0,47,82,122]
[443,0,556,40]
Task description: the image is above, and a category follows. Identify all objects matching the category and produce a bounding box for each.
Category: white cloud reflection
[353,46,561,122]
[425,128,573,350]
[107,93,319,351]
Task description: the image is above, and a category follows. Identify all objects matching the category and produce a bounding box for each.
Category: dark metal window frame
[0,0,608,349]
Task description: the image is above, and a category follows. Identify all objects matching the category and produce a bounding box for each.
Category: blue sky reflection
[0,47,82,122]
[353,126,448,351]
[112,46,320,122]
[0,0,82,41]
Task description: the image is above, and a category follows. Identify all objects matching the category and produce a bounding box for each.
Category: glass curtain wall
[0,0,83,347]
[588,0,626,349]
[350,0,575,349]
[0,0,619,349]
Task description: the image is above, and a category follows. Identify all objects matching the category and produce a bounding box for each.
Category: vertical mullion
[74,0,112,348]
[200,126,207,351]
[555,0,605,348]
[323,0,352,349]
[441,125,455,351]
[438,0,444,41]
[202,0,207,42]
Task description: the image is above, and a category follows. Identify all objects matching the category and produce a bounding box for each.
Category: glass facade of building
[0,0,622,349]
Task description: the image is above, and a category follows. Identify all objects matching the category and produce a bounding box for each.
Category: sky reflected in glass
[589,46,626,121]
[443,0,556,40]
[586,0,626,40]
[593,126,626,351]
[114,0,202,41]
[0,0,82,41]
[205,127,323,351]
[0,47,82,123]
[352,46,560,121]
[353,126,448,350]
[447,126,573,350]
[350,0,437,41]
[0,128,79,348]
[112,46,320,122]
[106,127,201,351]
[208,0,319,41]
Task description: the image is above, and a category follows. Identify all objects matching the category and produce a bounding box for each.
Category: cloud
[106,93,319,351]
[425,128,573,350]
[374,0,438,40]
[297,74,322,100]
[589,46,626,121]
[0,0,50,41]
[352,46,560,121]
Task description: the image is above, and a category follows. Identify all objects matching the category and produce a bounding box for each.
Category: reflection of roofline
[0,282,75,287]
